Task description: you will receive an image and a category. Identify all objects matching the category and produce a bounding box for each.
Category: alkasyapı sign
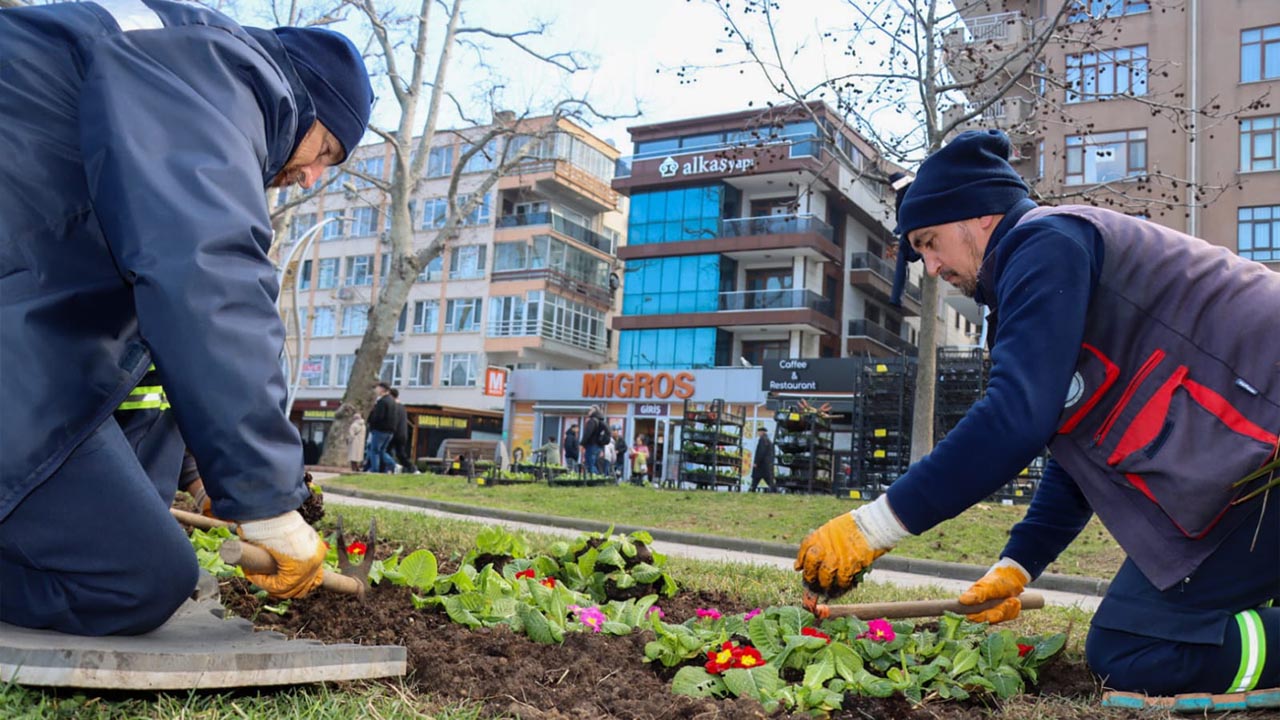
[658,154,756,178]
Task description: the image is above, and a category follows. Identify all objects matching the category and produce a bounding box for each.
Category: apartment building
[608,102,979,372]
[278,117,625,459]
[944,0,1280,266]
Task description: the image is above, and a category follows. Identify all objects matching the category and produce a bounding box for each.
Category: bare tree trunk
[910,274,939,462]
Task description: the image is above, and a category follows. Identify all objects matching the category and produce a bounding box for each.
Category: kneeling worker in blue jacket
[796,130,1279,696]
[0,0,373,635]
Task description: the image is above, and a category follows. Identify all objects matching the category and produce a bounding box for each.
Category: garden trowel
[802,589,1046,620]
[171,508,375,598]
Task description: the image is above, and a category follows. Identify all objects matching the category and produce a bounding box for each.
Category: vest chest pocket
[1056,343,1121,435]
[1106,365,1279,539]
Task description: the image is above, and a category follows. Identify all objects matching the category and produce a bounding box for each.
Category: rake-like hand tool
[802,589,1046,620]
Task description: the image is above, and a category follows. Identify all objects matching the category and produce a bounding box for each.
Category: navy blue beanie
[894,129,1028,238]
[273,27,373,161]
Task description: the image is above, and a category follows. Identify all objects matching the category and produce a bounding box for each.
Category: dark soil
[220,564,1146,720]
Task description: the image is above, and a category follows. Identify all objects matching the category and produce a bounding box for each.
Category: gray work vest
[1017,206,1280,590]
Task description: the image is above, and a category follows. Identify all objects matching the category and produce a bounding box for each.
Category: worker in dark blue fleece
[795,130,1280,695]
[0,0,372,635]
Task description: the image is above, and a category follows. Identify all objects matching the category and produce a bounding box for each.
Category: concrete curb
[324,486,1111,598]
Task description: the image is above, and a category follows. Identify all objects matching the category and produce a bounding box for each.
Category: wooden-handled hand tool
[804,591,1046,620]
[171,507,372,597]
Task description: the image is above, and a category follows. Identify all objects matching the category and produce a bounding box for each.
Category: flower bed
[199,524,1114,719]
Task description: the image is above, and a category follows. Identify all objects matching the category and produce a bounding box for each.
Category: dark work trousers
[1085,489,1280,694]
[0,411,199,635]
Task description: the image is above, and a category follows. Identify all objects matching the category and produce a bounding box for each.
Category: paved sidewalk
[318,482,1104,613]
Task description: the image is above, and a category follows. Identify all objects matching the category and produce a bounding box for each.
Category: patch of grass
[0,680,490,719]
[328,474,1125,578]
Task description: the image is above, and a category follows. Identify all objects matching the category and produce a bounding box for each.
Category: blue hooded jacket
[0,0,315,521]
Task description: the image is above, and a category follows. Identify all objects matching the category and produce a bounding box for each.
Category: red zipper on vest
[1094,349,1165,446]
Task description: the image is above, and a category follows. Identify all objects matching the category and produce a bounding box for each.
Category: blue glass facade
[628,184,740,245]
[622,254,722,315]
[618,328,731,369]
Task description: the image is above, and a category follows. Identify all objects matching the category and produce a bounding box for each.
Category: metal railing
[487,317,607,354]
[491,267,613,305]
[719,288,834,316]
[963,11,1022,42]
[722,214,835,242]
[848,319,917,355]
[496,211,616,254]
[848,251,922,304]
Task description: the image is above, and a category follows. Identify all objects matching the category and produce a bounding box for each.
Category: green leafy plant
[187,526,242,579]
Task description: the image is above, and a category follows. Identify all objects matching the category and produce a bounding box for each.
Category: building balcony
[499,158,620,214]
[617,213,840,263]
[490,267,614,309]
[847,319,917,358]
[941,97,1036,138]
[613,135,829,190]
[485,319,608,362]
[941,11,1031,91]
[848,251,922,316]
[496,211,617,255]
[613,288,838,335]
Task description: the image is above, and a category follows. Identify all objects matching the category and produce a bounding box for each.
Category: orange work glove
[236,511,326,599]
[794,495,908,596]
[958,558,1031,624]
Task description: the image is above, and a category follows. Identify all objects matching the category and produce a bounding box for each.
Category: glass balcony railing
[847,319,917,355]
[496,211,616,254]
[848,251,922,304]
[719,288,834,317]
[722,214,835,242]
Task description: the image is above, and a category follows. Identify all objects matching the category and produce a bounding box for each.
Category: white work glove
[236,511,326,599]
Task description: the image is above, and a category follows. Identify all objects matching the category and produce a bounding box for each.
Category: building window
[316,258,339,289]
[336,354,356,388]
[622,254,722,315]
[449,245,487,279]
[379,354,402,386]
[618,327,726,369]
[461,140,497,174]
[323,210,344,240]
[427,145,453,177]
[417,255,444,282]
[351,157,383,188]
[380,253,390,281]
[341,304,369,336]
[1241,115,1280,172]
[421,197,448,229]
[408,353,435,387]
[441,353,478,387]
[298,259,313,290]
[458,193,492,226]
[444,298,482,332]
[311,306,335,337]
[627,184,728,245]
[1065,129,1147,185]
[290,212,316,241]
[1065,46,1148,103]
[488,291,542,336]
[1238,205,1278,261]
[542,293,606,353]
[741,339,789,366]
[494,241,527,271]
[413,299,439,333]
[301,355,330,387]
[345,255,374,286]
[349,206,379,236]
[1242,25,1280,83]
[1069,0,1149,22]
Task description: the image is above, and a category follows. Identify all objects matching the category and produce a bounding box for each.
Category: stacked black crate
[851,357,915,500]
[773,407,834,494]
[677,398,745,491]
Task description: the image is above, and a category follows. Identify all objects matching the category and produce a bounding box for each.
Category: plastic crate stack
[934,347,989,442]
[772,406,835,494]
[851,357,915,500]
[677,398,745,491]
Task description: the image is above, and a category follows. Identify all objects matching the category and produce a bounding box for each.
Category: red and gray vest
[1017,206,1280,590]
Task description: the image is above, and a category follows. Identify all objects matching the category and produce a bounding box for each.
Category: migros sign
[582,371,694,400]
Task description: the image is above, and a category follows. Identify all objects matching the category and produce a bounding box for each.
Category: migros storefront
[504,367,771,483]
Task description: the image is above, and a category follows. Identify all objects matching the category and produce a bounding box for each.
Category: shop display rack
[772,405,835,493]
[677,398,744,490]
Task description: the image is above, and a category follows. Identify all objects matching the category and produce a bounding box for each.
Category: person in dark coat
[750,427,774,492]
[562,424,580,473]
[581,406,610,476]
[387,388,417,473]
[796,130,1280,696]
[366,383,398,473]
[0,0,372,636]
